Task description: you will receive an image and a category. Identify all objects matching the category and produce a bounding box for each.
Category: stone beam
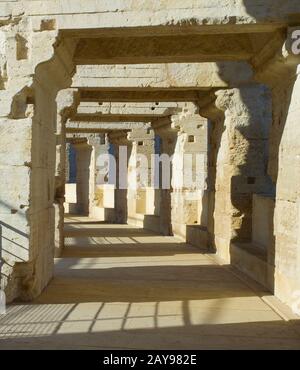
[6,1,298,36]
[77,102,195,116]
[73,34,260,64]
[79,90,203,103]
[73,114,162,123]
[66,121,147,133]
[73,62,254,89]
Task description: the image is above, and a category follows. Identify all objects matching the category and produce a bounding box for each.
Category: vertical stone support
[64,142,77,214]
[250,32,300,308]
[88,134,110,220]
[88,134,115,222]
[65,143,71,184]
[71,141,93,216]
[109,133,131,224]
[0,21,75,301]
[170,113,209,241]
[212,85,273,262]
[154,124,177,235]
[127,125,155,224]
[54,89,79,257]
[266,58,300,307]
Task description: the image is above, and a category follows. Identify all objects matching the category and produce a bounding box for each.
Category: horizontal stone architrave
[73,62,254,89]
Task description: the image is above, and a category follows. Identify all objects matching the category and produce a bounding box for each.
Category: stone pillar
[109,133,132,224]
[72,141,93,216]
[154,124,177,235]
[54,89,79,257]
[88,134,111,221]
[127,125,155,226]
[273,63,300,303]
[212,85,273,262]
[170,113,209,243]
[0,22,75,301]
[256,35,300,308]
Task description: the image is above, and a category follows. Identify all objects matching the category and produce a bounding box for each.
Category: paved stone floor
[0,216,300,349]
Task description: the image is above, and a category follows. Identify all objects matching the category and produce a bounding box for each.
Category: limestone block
[0,118,32,166]
[213,212,233,241]
[186,225,208,250]
[54,202,64,257]
[252,194,275,251]
[231,243,271,289]
[65,183,77,204]
[0,166,30,212]
[276,152,300,202]
[274,269,300,311]
[128,127,154,141]
[198,190,209,227]
[171,191,199,226]
[73,62,254,89]
[213,235,231,262]
[30,167,55,211]
[95,184,115,209]
[274,199,299,242]
[136,187,155,215]
[90,206,105,221]
[275,236,299,275]
[0,212,30,264]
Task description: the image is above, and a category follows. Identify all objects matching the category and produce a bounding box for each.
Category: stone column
[154,123,177,235]
[170,113,209,243]
[54,89,79,257]
[71,141,93,216]
[127,125,155,226]
[212,85,273,262]
[255,32,300,308]
[87,134,110,220]
[109,132,132,224]
[0,23,75,301]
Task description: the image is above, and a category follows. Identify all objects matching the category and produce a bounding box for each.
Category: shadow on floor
[1,218,299,350]
[0,312,299,349]
[35,263,260,304]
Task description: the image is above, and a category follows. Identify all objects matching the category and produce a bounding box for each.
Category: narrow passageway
[0,216,300,350]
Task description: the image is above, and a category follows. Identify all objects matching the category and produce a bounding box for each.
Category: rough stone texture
[170,113,209,240]
[72,142,92,216]
[66,121,146,134]
[54,89,80,257]
[211,85,273,262]
[73,63,254,89]
[127,125,155,225]
[1,1,300,320]
[272,66,300,308]
[0,20,75,301]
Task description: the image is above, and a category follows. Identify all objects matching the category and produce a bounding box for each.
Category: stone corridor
[0,216,299,350]
[2,0,300,350]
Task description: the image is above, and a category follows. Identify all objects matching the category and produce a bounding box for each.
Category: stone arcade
[1,0,300,350]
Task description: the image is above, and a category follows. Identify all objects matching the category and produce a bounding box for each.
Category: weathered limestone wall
[73,62,254,90]
[251,42,300,307]
[271,66,300,308]
[209,85,273,262]
[153,112,208,244]
[1,0,300,313]
[2,1,300,30]
[0,19,75,301]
